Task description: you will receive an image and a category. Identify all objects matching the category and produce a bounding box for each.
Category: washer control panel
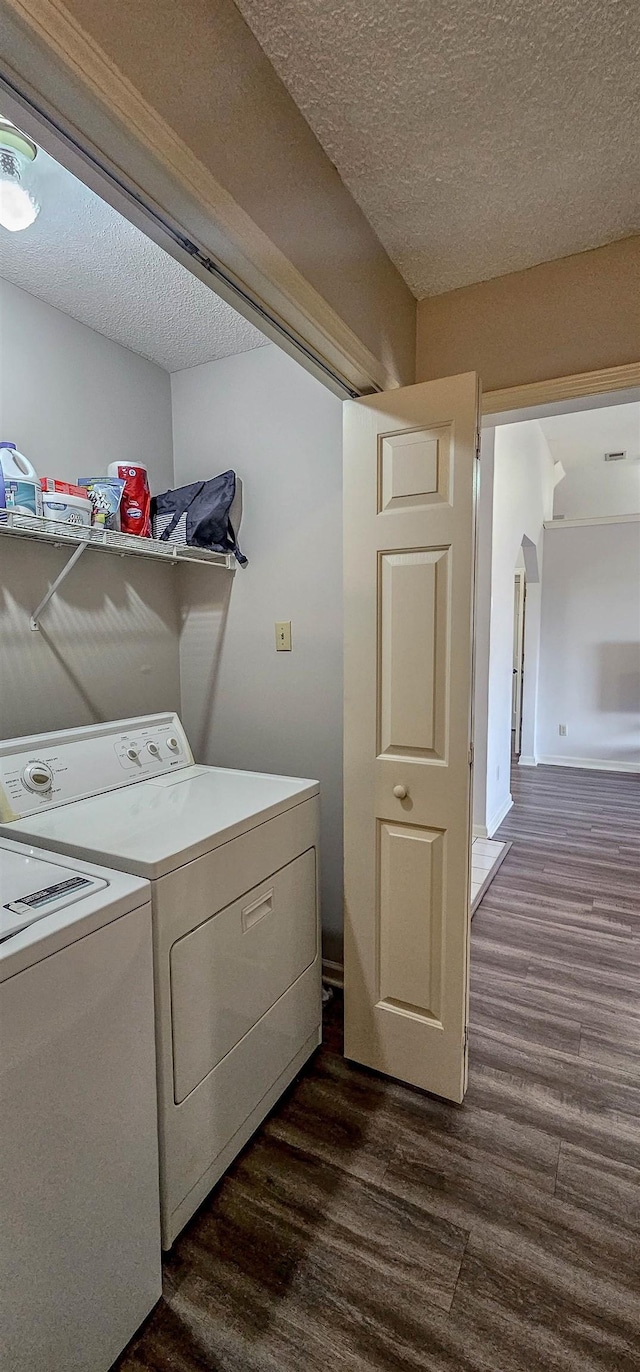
[22,761,55,794]
[114,728,185,774]
[0,713,193,819]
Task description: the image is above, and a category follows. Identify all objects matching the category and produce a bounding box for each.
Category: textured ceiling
[0,146,267,371]
[235,0,640,298]
[540,402,640,471]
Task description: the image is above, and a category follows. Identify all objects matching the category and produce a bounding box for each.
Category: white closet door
[343,372,480,1103]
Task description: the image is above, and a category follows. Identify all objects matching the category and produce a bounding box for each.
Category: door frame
[511,569,526,755]
[483,363,640,416]
[470,366,640,839]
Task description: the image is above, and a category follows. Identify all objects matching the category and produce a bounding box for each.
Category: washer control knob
[127,746,140,762]
[167,737,179,751]
[22,761,53,793]
[146,742,160,758]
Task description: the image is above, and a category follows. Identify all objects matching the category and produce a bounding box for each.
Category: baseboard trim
[473,823,489,839]
[538,755,640,774]
[518,755,538,767]
[486,794,514,837]
[322,959,344,989]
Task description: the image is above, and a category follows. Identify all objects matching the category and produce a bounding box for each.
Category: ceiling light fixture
[0,119,40,232]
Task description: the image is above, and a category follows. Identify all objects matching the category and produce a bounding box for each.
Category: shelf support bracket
[30,542,89,631]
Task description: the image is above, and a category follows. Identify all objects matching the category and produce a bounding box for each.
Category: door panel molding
[378,549,450,761]
[378,424,452,511]
[378,821,444,1022]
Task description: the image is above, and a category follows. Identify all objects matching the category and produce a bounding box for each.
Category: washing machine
[0,834,161,1372]
[0,713,322,1248]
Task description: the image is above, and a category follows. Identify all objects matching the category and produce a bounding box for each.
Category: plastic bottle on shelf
[0,442,42,516]
[0,442,38,481]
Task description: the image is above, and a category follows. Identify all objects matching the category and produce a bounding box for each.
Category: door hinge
[463,1025,469,1053]
[468,742,474,766]
[475,429,482,460]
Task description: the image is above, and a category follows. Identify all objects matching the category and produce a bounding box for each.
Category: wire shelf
[0,511,235,568]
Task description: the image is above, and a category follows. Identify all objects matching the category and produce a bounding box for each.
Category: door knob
[393,784,408,799]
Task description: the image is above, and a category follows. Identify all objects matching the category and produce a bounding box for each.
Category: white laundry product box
[42,491,93,526]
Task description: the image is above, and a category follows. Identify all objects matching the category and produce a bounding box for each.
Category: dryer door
[170,848,317,1103]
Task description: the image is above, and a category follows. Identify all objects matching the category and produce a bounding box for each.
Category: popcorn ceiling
[236,0,640,297]
[0,147,267,371]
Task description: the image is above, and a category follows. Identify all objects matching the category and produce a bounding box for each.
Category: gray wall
[172,345,344,961]
[537,521,640,768]
[0,277,174,482]
[0,285,344,958]
[474,420,554,834]
[0,280,180,738]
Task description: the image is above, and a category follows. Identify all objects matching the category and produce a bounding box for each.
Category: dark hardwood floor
[116,765,640,1372]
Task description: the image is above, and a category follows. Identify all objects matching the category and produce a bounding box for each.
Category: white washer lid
[3,765,319,879]
[0,835,150,981]
[0,845,107,942]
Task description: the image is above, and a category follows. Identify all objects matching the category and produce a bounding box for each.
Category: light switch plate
[275,621,292,651]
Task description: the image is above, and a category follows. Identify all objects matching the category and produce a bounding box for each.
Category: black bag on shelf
[151,469,247,565]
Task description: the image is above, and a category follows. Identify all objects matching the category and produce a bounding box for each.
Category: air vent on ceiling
[604,450,626,462]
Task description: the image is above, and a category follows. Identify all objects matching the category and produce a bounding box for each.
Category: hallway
[117,764,640,1372]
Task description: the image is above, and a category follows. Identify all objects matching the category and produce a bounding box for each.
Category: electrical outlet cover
[275,621,292,651]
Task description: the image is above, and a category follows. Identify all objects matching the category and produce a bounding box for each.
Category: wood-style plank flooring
[116,765,640,1372]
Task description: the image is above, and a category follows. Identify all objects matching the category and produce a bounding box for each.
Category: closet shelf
[1,511,235,631]
[0,511,235,568]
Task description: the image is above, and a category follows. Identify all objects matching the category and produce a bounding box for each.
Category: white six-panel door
[343,372,480,1103]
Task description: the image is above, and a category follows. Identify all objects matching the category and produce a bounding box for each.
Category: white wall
[477,420,554,835]
[472,429,495,829]
[537,522,640,769]
[0,278,174,486]
[554,459,640,520]
[0,280,180,739]
[171,345,344,962]
[0,285,345,957]
[541,399,640,520]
